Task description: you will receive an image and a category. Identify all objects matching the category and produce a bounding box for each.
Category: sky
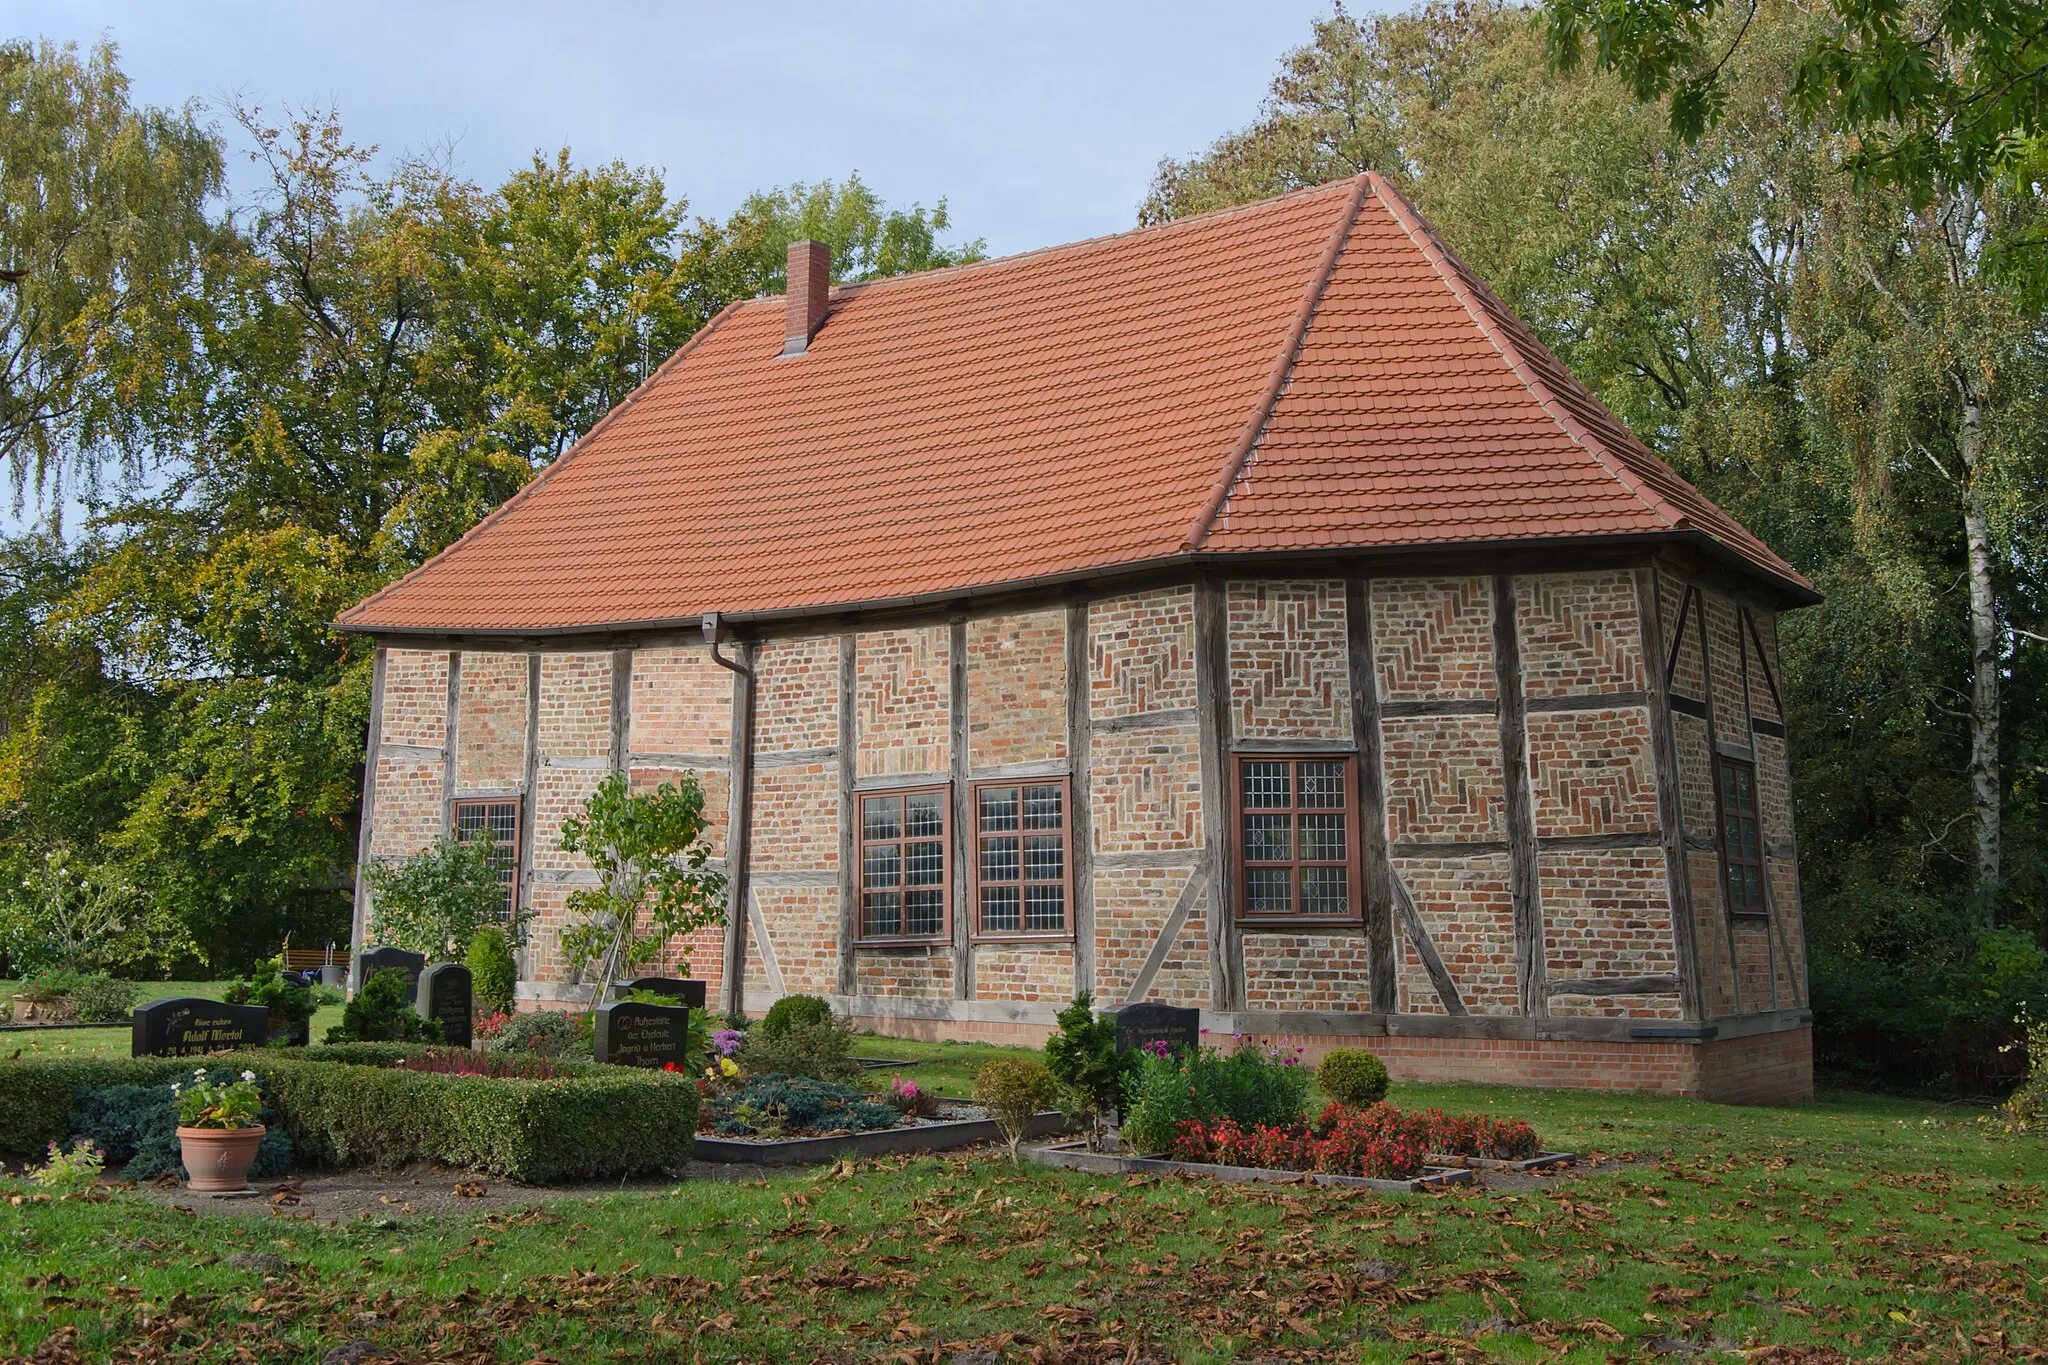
[28,0,1349,257]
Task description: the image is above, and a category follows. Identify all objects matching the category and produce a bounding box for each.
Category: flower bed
[1158,1102,1547,1181]
[1028,1141,1474,1193]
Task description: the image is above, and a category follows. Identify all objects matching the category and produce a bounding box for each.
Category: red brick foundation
[1236,1025,1813,1105]
[849,1014,1814,1105]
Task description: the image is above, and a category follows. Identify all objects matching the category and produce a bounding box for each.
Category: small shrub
[326,968,443,1045]
[1316,1049,1389,1106]
[30,1139,104,1193]
[486,1010,584,1060]
[973,1056,1055,1163]
[702,1074,900,1136]
[466,927,516,1017]
[65,975,140,1024]
[759,994,835,1040]
[737,1012,858,1083]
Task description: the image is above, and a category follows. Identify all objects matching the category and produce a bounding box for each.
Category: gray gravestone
[610,976,708,1009]
[417,963,474,1048]
[592,999,691,1069]
[1112,1002,1201,1057]
[133,998,270,1057]
[352,946,425,1002]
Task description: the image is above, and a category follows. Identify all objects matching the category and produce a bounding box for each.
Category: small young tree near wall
[557,771,725,994]
[367,832,521,961]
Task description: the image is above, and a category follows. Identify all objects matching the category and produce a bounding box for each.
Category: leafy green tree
[0,38,221,506]
[557,771,725,993]
[680,173,985,314]
[1539,0,2048,202]
[366,832,521,961]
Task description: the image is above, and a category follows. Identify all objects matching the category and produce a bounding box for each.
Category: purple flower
[711,1028,744,1058]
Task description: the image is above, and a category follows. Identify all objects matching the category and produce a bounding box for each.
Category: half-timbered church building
[341,173,1816,1104]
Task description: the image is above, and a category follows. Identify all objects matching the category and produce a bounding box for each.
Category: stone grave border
[1027,1141,1477,1193]
[1421,1150,1575,1172]
[694,1110,1067,1166]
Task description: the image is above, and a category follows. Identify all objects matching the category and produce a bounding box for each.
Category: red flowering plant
[473,1010,511,1040]
[1164,1100,1539,1179]
[1406,1108,1541,1160]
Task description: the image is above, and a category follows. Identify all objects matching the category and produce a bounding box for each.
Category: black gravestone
[353,946,425,1001]
[610,976,708,1009]
[1112,1002,1201,1057]
[133,998,271,1058]
[417,963,474,1048]
[592,999,692,1069]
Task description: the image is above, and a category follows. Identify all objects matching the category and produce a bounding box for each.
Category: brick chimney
[781,240,830,356]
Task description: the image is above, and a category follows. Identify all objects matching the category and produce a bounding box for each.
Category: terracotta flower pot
[177,1124,266,1192]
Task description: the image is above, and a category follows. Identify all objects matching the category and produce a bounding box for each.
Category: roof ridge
[1364,173,1690,534]
[336,299,747,627]
[815,177,1363,305]
[1180,173,1370,553]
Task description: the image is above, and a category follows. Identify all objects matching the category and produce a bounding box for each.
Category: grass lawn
[3,1039,2043,1363]
[1,981,346,1060]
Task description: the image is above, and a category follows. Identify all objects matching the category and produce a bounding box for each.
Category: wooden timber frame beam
[1344,576,1399,1013]
[1193,578,1242,1011]
[717,642,757,1018]
[1490,575,1547,1018]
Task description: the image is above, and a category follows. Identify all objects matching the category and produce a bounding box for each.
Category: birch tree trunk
[1941,182,2002,922]
[1958,399,2002,922]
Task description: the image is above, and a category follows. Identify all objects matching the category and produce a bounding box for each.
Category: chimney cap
[782,240,830,356]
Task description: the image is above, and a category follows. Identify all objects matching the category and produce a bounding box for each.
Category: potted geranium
[173,1068,266,1192]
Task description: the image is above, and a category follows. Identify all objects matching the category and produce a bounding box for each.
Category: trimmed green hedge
[0,1047,698,1183]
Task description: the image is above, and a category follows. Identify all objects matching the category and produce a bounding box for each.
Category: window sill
[854,937,952,951]
[1237,917,1367,934]
[970,933,1075,946]
[1728,911,1771,923]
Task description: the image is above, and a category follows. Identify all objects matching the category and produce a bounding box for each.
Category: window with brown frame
[1716,758,1765,915]
[859,786,950,941]
[1235,756,1362,921]
[971,778,1072,937]
[451,798,520,919]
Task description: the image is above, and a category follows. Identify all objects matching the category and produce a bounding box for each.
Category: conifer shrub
[326,968,443,1045]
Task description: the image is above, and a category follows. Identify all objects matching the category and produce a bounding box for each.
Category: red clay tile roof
[341,173,1809,635]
